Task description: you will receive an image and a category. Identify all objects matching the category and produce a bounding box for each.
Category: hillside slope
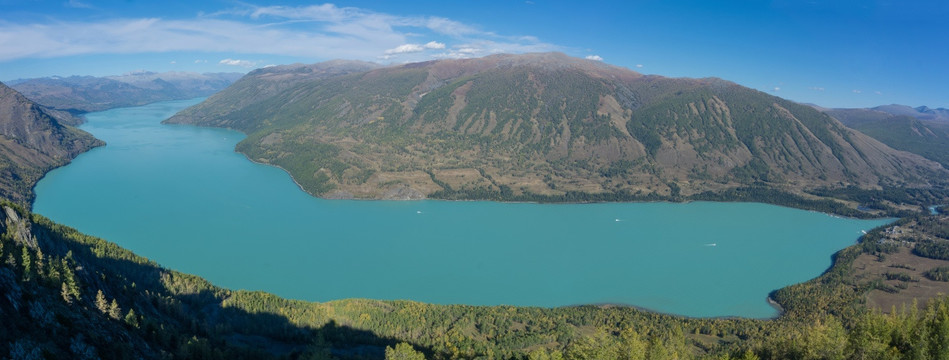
[168,53,947,201]
[826,108,949,169]
[0,82,102,205]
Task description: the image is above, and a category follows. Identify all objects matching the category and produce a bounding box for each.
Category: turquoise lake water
[32,98,892,318]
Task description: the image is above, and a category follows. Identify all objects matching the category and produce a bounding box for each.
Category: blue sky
[1,0,946,109]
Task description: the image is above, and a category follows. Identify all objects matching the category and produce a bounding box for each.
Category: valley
[2,53,948,359]
[30,97,892,318]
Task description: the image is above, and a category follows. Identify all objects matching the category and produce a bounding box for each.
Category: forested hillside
[167,53,947,204]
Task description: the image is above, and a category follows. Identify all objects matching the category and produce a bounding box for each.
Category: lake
[33,98,892,318]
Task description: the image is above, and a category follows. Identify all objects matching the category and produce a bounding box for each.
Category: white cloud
[384,41,448,55]
[773,87,781,92]
[424,41,446,49]
[385,44,425,54]
[585,55,603,61]
[0,3,559,64]
[636,64,643,68]
[852,89,862,94]
[809,86,825,91]
[219,58,257,67]
[248,4,351,21]
[195,59,207,64]
[170,60,177,64]
[874,91,882,95]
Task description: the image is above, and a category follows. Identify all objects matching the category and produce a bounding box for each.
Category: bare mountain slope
[0,82,102,204]
[167,53,947,201]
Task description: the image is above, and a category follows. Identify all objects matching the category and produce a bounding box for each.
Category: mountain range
[167,53,947,202]
[823,107,949,170]
[870,104,949,122]
[9,71,243,115]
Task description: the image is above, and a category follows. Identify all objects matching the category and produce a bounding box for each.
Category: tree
[108,299,122,320]
[565,330,620,360]
[20,246,31,281]
[527,348,564,360]
[124,309,139,328]
[95,290,108,314]
[61,282,72,304]
[617,328,647,360]
[62,258,81,301]
[385,342,426,360]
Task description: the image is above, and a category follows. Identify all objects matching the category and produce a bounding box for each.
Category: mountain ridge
[869,104,949,122]
[10,71,243,115]
[167,53,947,203]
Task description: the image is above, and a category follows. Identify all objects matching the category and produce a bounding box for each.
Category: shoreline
[28,99,924,323]
[163,105,910,221]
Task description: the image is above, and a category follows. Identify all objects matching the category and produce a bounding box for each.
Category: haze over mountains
[9,71,242,115]
[168,52,947,201]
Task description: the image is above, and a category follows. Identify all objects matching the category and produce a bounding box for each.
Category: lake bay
[33,98,891,318]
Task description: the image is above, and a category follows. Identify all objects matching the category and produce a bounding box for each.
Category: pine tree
[109,299,122,320]
[34,246,45,276]
[62,257,81,300]
[95,290,108,314]
[124,309,139,328]
[20,246,31,281]
[61,282,72,304]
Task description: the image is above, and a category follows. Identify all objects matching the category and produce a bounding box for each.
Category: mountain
[167,53,947,201]
[825,107,949,169]
[871,104,949,122]
[9,71,243,114]
[166,60,381,129]
[0,82,102,205]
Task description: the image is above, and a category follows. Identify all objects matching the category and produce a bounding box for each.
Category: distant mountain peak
[10,72,243,113]
[868,104,949,122]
